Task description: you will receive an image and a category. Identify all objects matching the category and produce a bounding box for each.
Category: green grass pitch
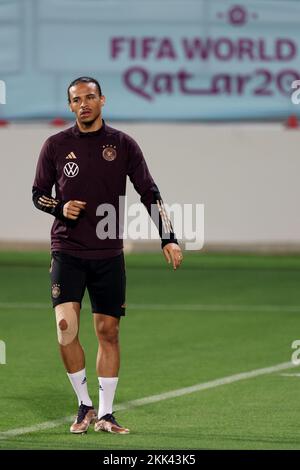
[0,251,300,450]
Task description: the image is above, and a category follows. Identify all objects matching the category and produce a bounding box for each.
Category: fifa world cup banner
[0,0,300,120]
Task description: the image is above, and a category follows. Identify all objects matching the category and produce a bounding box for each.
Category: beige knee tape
[55,304,78,346]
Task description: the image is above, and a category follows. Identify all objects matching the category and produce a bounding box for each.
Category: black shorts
[50,252,126,318]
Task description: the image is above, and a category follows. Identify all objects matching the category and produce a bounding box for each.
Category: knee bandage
[55,304,78,346]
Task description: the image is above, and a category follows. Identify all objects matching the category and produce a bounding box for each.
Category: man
[32,77,183,435]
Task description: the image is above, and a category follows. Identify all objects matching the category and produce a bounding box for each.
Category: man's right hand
[63,200,87,220]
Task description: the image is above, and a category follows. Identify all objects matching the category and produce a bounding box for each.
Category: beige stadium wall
[0,122,299,252]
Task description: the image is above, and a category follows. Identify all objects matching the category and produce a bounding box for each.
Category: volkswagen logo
[63,162,79,178]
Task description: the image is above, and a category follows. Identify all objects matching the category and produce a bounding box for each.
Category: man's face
[68,82,105,125]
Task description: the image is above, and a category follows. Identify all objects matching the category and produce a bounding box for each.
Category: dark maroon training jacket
[32,121,177,259]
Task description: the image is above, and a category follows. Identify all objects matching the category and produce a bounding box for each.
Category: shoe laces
[100,412,120,427]
[76,403,93,424]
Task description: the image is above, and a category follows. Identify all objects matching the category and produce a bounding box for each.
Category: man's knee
[55,303,78,346]
[97,319,119,344]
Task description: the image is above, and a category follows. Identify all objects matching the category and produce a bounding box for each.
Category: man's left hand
[163,243,183,270]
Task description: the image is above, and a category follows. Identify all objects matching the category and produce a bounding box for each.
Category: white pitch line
[129,304,300,313]
[0,361,298,441]
[0,302,299,313]
[0,302,50,309]
[280,373,300,377]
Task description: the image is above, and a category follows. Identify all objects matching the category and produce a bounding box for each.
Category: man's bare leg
[93,313,129,434]
[55,302,96,432]
[55,301,84,373]
[93,313,120,377]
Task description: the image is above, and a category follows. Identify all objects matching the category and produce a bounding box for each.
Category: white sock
[67,368,93,407]
[98,377,119,419]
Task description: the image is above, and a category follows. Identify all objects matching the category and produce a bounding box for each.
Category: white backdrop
[0,122,299,250]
